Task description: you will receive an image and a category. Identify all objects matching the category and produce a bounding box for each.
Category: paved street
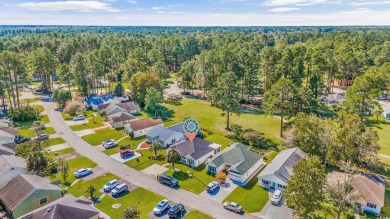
[43,102,259,219]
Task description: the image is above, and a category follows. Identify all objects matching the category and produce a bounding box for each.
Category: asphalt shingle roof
[172,137,218,160]
[0,126,19,136]
[147,126,177,142]
[207,143,263,175]
[167,123,184,134]
[107,112,136,123]
[128,118,163,131]
[0,155,26,175]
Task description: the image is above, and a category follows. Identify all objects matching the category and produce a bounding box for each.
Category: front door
[271,182,276,188]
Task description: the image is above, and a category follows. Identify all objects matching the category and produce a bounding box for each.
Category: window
[367,203,377,209]
[172,139,176,144]
[277,184,285,189]
[39,197,48,205]
[261,179,269,185]
[209,166,216,173]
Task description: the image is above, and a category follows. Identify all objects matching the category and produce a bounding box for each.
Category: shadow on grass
[164,98,183,106]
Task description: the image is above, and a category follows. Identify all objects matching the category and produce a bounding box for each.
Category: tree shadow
[172,171,189,181]
[164,98,183,106]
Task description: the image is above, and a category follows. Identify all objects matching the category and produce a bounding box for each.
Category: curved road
[43,102,259,219]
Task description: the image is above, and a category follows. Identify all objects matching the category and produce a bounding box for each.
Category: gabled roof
[147,126,181,142]
[327,171,385,207]
[0,126,19,136]
[128,118,163,131]
[0,146,15,156]
[207,143,263,175]
[103,101,140,114]
[97,103,110,111]
[107,112,136,123]
[326,93,345,102]
[0,155,26,175]
[0,174,61,210]
[20,194,100,219]
[172,137,220,160]
[167,123,184,134]
[258,147,308,183]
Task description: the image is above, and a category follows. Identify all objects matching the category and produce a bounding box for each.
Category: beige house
[124,118,163,138]
[106,112,137,129]
[0,127,19,146]
[0,155,28,189]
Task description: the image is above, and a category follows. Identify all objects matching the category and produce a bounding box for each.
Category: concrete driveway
[252,191,293,219]
[147,200,191,219]
[199,178,238,203]
[142,164,169,177]
[83,166,109,181]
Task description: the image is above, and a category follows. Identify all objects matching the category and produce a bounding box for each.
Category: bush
[64,101,85,116]
[9,106,39,122]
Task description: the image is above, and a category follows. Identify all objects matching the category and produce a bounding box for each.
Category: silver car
[271,189,283,205]
[223,202,242,212]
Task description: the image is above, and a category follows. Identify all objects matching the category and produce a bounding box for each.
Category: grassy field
[94,187,164,219]
[223,170,268,213]
[183,210,212,219]
[163,99,283,147]
[67,173,117,198]
[165,163,215,194]
[82,128,127,146]
[125,149,167,170]
[70,116,106,131]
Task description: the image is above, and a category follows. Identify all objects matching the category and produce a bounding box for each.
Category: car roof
[109,179,118,183]
[117,183,127,188]
[274,190,282,195]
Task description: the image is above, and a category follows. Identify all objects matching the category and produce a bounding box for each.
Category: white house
[146,124,186,148]
[0,155,28,189]
[327,171,385,215]
[380,101,390,120]
[106,112,137,129]
[257,147,308,190]
[206,143,264,186]
[99,101,141,116]
[171,137,221,168]
[124,118,163,138]
[0,127,19,146]
[324,93,345,106]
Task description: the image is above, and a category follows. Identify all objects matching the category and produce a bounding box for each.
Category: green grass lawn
[125,149,167,171]
[223,171,268,213]
[183,210,212,219]
[82,128,126,146]
[103,136,145,155]
[67,173,117,198]
[32,105,45,112]
[373,123,390,156]
[94,187,164,219]
[40,114,50,123]
[19,126,56,137]
[48,156,97,185]
[61,112,74,120]
[20,98,40,104]
[46,147,75,159]
[163,99,283,146]
[165,163,215,194]
[70,116,105,131]
[263,150,280,164]
[47,137,66,146]
[382,187,390,216]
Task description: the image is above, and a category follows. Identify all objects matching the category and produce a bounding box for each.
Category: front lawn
[103,136,145,155]
[82,128,126,146]
[67,173,117,198]
[373,122,390,156]
[165,163,215,194]
[125,149,167,171]
[46,147,75,159]
[223,172,268,213]
[94,187,164,219]
[70,116,105,131]
[48,137,66,146]
[40,115,50,123]
[19,126,56,137]
[183,210,212,219]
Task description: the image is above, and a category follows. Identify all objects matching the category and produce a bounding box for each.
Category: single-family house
[106,112,137,129]
[324,93,345,106]
[0,143,16,156]
[0,126,19,146]
[0,174,62,218]
[146,125,186,148]
[327,171,385,215]
[99,101,141,116]
[124,118,163,138]
[380,102,390,120]
[19,195,101,219]
[257,147,308,190]
[0,155,28,189]
[171,137,221,168]
[206,143,264,185]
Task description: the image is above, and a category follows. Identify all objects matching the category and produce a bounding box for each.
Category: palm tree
[122,207,141,219]
[85,185,97,200]
[27,151,48,175]
[372,105,383,122]
[149,142,162,157]
[166,148,181,172]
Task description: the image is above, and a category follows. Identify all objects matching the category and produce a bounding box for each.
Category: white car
[103,179,119,192]
[271,189,283,205]
[206,181,219,192]
[153,199,170,215]
[74,168,93,178]
[104,141,118,149]
[73,115,85,121]
[102,139,115,146]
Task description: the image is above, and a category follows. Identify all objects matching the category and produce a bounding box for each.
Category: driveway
[141,164,169,177]
[147,200,191,219]
[252,191,292,219]
[74,129,95,137]
[42,102,259,219]
[83,166,109,181]
[199,178,238,203]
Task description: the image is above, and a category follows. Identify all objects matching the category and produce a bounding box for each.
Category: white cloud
[128,0,137,4]
[135,8,143,11]
[157,11,184,15]
[264,0,327,6]
[351,1,390,6]
[151,6,168,10]
[339,8,371,14]
[269,7,301,12]
[17,1,119,12]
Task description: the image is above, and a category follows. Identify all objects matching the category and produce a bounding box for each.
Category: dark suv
[168,204,185,218]
[158,173,178,187]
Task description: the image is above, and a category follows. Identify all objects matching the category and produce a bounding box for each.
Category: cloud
[264,0,327,6]
[151,6,168,10]
[157,11,184,15]
[17,1,119,12]
[351,1,390,6]
[128,0,137,4]
[269,7,301,12]
[339,8,371,14]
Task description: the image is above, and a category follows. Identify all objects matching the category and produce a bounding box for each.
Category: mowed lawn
[70,116,106,131]
[183,210,212,219]
[372,122,390,156]
[223,171,268,213]
[163,99,283,146]
[94,187,164,219]
[67,173,117,198]
[19,126,56,137]
[82,128,127,146]
[103,136,145,155]
[125,149,167,171]
[46,147,75,159]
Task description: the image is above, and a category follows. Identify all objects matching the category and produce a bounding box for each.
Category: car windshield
[272,193,281,199]
[156,204,163,209]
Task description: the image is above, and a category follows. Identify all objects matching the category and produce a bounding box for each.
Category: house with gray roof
[171,137,221,168]
[0,126,19,146]
[206,143,264,185]
[146,124,186,148]
[0,174,62,218]
[106,112,137,129]
[19,194,102,219]
[0,155,28,189]
[257,147,308,190]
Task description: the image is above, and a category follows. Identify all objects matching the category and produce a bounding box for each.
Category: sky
[1,0,390,26]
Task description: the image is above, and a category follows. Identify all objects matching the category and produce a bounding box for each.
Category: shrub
[9,106,39,122]
[64,101,85,116]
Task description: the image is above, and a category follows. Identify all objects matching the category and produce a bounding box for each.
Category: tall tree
[144,87,163,115]
[57,64,73,92]
[27,151,49,175]
[128,72,161,106]
[166,148,181,172]
[149,142,163,157]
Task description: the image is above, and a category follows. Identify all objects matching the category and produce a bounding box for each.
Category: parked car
[102,139,115,145]
[103,179,119,192]
[168,204,185,218]
[206,181,219,193]
[74,168,93,178]
[120,149,135,158]
[158,173,178,187]
[271,189,283,205]
[73,115,85,121]
[16,137,31,144]
[111,183,128,196]
[153,199,170,215]
[223,202,242,213]
[34,134,49,140]
[104,141,117,149]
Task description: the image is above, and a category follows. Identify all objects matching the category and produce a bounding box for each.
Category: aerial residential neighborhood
[0,3,390,219]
